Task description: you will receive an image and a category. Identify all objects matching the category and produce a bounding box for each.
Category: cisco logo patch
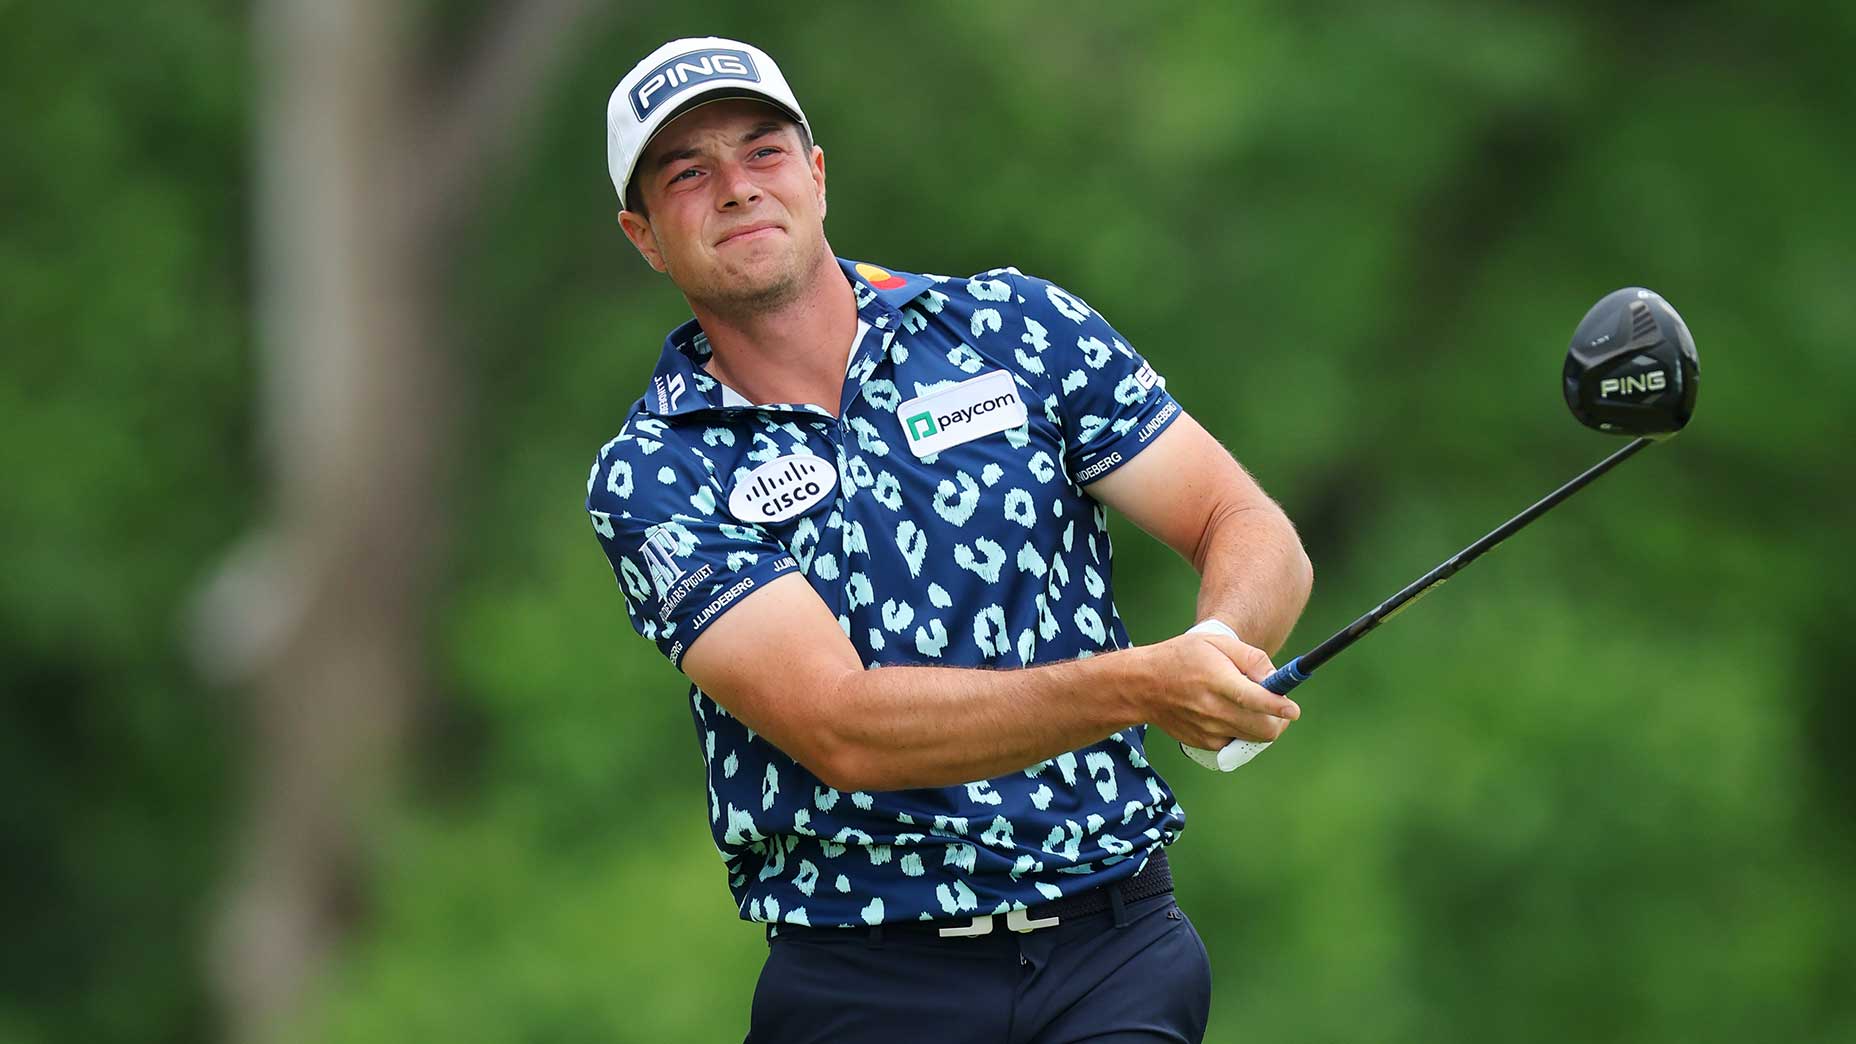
[728,454,837,523]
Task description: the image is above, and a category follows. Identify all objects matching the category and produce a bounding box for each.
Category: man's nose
[718,163,762,209]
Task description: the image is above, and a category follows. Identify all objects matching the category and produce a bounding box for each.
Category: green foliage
[1,3,248,1041]
[7,1,1854,1042]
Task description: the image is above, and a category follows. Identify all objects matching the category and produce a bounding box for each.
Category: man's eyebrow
[739,121,785,144]
[648,122,787,175]
[650,145,700,174]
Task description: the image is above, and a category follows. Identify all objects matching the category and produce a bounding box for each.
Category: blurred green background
[6,1,1854,1042]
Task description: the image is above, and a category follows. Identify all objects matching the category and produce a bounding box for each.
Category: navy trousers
[743,891,1213,1043]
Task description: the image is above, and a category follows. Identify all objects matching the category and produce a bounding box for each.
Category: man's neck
[689,252,860,414]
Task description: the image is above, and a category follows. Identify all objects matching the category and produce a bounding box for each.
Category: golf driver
[1185,286,1700,771]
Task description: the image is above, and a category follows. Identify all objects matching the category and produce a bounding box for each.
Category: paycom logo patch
[896,369,1027,458]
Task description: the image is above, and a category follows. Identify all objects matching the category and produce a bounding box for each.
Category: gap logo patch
[629,48,760,120]
[896,369,1028,459]
[728,453,837,523]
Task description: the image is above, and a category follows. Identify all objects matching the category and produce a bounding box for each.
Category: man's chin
[718,245,791,281]
[711,246,824,307]
[693,259,802,313]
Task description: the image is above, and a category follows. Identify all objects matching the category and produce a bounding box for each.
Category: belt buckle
[936,908,1062,938]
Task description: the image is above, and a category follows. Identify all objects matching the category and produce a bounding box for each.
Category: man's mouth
[717,223,782,246]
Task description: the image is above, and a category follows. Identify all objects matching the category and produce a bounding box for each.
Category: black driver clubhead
[1563,287,1700,437]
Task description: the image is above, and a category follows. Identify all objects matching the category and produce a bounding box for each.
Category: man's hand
[1139,629,1300,752]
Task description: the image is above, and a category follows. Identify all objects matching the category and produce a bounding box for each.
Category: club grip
[1261,656,1310,695]
[1179,622,1311,772]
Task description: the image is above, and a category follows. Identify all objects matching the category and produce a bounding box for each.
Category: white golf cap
[606,37,810,207]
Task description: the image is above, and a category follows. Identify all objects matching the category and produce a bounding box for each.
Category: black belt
[768,847,1173,941]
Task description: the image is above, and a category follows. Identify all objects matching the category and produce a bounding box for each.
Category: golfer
[587,36,1312,1043]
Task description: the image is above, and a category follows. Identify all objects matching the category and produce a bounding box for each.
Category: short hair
[625,116,814,218]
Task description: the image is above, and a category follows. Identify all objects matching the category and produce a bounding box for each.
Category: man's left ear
[617,208,667,273]
[811,145,828,217]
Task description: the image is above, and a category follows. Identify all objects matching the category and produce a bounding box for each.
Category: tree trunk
[198,1,596,1039]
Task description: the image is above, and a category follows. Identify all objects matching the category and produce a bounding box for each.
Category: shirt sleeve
[1005,270,1183,484]
[585,430,799,671]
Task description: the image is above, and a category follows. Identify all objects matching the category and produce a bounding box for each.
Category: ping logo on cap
[630,48,760,120]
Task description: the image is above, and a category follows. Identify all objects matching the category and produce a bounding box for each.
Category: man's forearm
[814,650,1153,792]
[1192,501,1313,656]
[808,501,1311,791]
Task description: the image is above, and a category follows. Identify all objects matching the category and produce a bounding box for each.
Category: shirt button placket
[832,414,863,637]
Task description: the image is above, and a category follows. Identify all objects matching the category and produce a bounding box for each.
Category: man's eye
[669,167,700,184]
[751,147,780,159]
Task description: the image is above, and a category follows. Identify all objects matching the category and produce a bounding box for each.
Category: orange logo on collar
[855,262,907,290]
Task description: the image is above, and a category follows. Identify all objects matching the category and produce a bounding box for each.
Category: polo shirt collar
[640,257,935,419]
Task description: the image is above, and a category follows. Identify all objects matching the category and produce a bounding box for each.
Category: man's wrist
[1090,643,1158,732]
